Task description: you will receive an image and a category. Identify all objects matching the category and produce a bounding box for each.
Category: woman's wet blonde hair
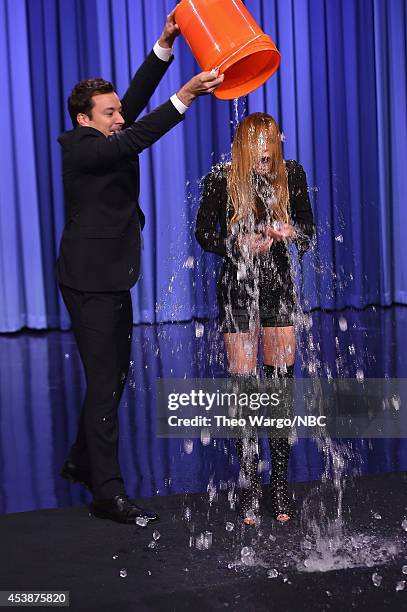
[227,113,289,224]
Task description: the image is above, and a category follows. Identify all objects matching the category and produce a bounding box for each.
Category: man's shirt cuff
[170,94,189,115]
[153,40,173,62]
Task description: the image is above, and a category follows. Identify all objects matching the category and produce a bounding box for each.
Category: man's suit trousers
[60,284,133,499]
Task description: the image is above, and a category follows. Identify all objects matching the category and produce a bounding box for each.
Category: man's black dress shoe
[91,495,159,524]
[60,460,93,492]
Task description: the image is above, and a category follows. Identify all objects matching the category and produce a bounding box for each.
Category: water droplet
[207,479,217,502]
[120,569,127,578]
[373,512,382,520]
[401,519,407,531]
[152,530,160,541]
[184,256,195,269]
[184,507,191,521]
[237,261,247,281]
[201,428,211,446]
[356,369,364,382]
[267,568,278,578]
[195,322,204,338]
[136,516,148,527]
[64,353,70,359]
[258,460,270,473]
[112,554,118,560]
[372,572,382,587]
[402,565,407,575]
[204,531,213,549]
[184,439,193,454]
[335,234,343,243]
[338,316,348,332]
[303,314,313,330]
[148,540,157,549]
[396,580,406,591]
[391,395,400,411]
[226,522,235,532]
[241,546,255,566]
[194,533,205,550]
[243,340,254,357]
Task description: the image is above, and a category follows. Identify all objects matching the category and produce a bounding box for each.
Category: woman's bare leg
[223,331,259,374]
[261,326,295,368]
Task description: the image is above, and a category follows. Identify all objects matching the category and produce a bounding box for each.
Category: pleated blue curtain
[0,0,406,331]
[0,0,103,331]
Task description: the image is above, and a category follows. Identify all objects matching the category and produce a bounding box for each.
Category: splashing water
[123,113,406,589]
[232,97,247,129]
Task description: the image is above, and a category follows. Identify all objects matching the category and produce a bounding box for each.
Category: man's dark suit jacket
[57,50,184,292]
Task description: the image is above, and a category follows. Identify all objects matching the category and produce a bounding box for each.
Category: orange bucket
[174,0,280,100]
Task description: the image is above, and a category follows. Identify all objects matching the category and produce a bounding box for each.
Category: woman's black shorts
[217,243,296,333]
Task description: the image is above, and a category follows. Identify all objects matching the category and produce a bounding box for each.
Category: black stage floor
[1,471,407,611]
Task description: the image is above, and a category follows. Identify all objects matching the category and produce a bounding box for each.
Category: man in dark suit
[58,9,223,524]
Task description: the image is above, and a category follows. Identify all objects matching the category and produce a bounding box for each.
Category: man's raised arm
[120,7,181,126]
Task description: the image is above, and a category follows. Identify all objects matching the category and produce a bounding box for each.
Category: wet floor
[1,472,406,611]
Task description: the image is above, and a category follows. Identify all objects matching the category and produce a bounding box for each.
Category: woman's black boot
[263,364,294,522]
[235,436,261,524]
[231,374,261,525]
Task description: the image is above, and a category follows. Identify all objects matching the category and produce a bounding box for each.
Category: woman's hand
[261,223,296,242]
[238,232,273,255]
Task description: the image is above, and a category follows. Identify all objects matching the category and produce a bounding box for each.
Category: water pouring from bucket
[175,0,281,100]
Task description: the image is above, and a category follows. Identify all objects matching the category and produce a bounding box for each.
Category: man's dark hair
[68,78,115,127]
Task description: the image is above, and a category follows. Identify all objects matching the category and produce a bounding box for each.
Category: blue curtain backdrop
[0,0,406,332]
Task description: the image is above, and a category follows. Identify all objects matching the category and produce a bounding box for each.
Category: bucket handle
[214,34,262,72]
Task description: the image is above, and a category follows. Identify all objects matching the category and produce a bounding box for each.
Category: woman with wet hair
[195,113,314,525]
